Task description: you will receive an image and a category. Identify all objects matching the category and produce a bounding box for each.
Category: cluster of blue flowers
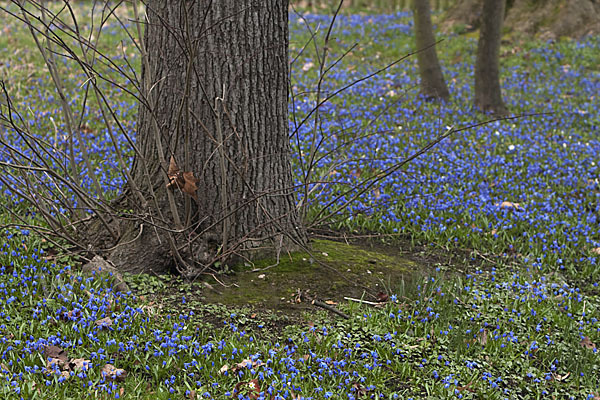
[289,12,600,275]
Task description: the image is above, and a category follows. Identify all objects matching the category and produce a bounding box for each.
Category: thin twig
[312,299,350,319]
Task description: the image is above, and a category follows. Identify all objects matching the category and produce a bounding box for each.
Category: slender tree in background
[474,0,507,114]
[412,0,450,101]
[109,0,306,274]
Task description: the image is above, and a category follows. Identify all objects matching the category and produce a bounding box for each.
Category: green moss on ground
[200,239,419,309]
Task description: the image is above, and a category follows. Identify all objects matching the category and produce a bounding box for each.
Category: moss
[201,239,422,309]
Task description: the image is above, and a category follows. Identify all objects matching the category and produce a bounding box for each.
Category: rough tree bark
[474,0,507,115]
[412,0,450,102]
[109,0,306,274]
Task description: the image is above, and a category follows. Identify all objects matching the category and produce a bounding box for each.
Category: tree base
[82,211,305,277]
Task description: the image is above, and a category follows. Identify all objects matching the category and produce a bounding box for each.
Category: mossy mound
[199,239,420,310]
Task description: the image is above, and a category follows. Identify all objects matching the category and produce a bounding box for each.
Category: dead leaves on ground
[496,201,523,212]
[376,291,389,303]
[44,345,91,379]
[101,364,128,382]
[232,379,261,399]
[553,372,571,382]
[0,363,10,374]
[70,358,91,371]
[580,336,597,351]
[476,329,488,346]
[42,345,126,384]
[351,381,369,398]
[59,309,81,321]
[95,316,113,330]
[220,359,263,375]
[167,156,199,200]
[44,345,68,371]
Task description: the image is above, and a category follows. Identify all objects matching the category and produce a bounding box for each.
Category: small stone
[82,256,130,293]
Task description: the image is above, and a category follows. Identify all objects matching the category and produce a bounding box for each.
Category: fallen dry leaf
[592,247,600,255]
[45,345,68,363]
[101,364,127,382]
[219,364,229,374]
[352,381,368,398]
[376,292,389,302]
[580,336,596,350]
[553,372,570,382]
[232,359,262,373]
[95,317,113,330]
[497,201,522,211]
[188,389,196,399]
[325,300,337,305]
[45,358,62,373]
[69,358,91,371]
[477,329,488,346]
[80,124,94,134]
[233,379,260,399]
[44,345,68,370]
[61,309,81,321]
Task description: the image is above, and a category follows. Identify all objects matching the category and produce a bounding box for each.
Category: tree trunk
[110,0,306,275]
[474,0,508,114]
[412,0,450,102]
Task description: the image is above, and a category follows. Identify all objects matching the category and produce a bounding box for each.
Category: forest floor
[1,2,600,399]
[136,237,464,327]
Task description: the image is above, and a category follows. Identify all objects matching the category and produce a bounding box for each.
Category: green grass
[2,228,599,398]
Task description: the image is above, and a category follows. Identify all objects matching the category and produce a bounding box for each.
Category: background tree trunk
[474,0,507,114]
[110,0,306,274]
[412,0,450,102]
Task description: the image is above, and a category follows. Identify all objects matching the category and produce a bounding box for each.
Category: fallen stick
[311,299,350,319]
[344,296,384,306]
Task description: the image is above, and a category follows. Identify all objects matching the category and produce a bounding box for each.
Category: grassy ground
[1,2,600,399]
